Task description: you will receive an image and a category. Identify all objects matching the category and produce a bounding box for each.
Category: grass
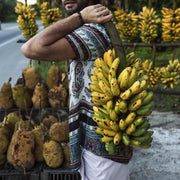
[125,46,180,66]
[33,60,67,81]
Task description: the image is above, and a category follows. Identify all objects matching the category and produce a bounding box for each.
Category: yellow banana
[98,79,113,97]
[127,67,138,87]
[92,115,103,123]
[95,106,108,115]
[139,79,147,91]
[124,112,136,125]
[126,123,136,135]
[90,75,98,85]
[114,100,121,114]
[97,120,112,130]
[109,121,120,132]
[130,90,148,103]
[109,109,119,121]
[110,77,121,96]
[95,57,104,67]
[112,48,116,59]
[103,51,108,64]
[92,91,112,102]
[97,68,110,87]
[133,58,142,70]
[101,135,114,143]
[106,49,114,68]
[95,127,104,135]
[109,57,120,83]
[118,100,128,113]
[95,57,110,74]
[128,98,143,111]
[126,52,135,65]
[113,132,122,145]
[120,88,132,100]
[119,67,132,90]
[129,80,141,95]
[133,116,145,127]
[91,97,106,106]
[106,100,114,112]
[93,66,99,76]
[129,139,141,147]
[89,83,103,93]
[119,119,127,130]
[118,67,131,86]
[103,129,117,137]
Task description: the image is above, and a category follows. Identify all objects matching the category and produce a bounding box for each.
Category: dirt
[129,111,180,180]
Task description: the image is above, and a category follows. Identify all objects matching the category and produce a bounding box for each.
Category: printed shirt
[65,23,133,172]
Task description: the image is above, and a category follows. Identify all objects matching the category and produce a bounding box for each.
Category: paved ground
[129,111,180,180]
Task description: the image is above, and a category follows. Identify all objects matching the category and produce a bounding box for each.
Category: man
[21,1,132,179]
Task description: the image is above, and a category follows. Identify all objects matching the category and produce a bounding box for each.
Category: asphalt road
[0,21,42,88]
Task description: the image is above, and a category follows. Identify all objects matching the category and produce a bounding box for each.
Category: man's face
[62,0,89,15]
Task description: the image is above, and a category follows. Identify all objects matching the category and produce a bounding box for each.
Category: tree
[0,0,17,22]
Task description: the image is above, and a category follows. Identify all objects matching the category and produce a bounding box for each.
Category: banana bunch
[40,2,62,28]
[15,2,38,40]
[90,49,155,154]
[139,6,160,43]
[160,59,180,89]
[161,8,180,42]
[142,60,161,88]
[114,8,139,42]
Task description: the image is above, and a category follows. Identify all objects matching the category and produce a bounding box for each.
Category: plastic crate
[0,164,40,180]
[40,164,81,180]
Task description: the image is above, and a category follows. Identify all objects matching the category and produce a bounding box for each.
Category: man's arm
[21,4,113,61]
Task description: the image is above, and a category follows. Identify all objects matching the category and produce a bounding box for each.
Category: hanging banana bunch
[160,59,180,89]
[15,2,38,40]
[90,49,155,154]
[114,8,139,42]
[161,7,180,42]
[40,2,62,28]
[142,60,161,88]
[139,6,160,43]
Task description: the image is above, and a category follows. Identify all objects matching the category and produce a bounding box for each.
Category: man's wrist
[77,12,84,26]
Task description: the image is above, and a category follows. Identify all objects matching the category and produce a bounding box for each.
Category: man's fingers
[97,8,110,17]
[98,14,113,23]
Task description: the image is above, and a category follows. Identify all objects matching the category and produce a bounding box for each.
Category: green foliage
[0,0,17,22]
[33,60,67,80]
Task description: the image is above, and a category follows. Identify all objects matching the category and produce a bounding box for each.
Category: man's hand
[80,4,113,24]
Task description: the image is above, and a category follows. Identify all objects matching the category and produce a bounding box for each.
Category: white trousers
[79,149,130,180]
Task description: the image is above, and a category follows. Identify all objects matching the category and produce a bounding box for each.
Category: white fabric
[79,149,130,180]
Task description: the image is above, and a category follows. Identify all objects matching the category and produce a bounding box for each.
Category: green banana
[142,91,154,105]
[136,101,155,116]
[131,131,154,143]
[122,133,130,146]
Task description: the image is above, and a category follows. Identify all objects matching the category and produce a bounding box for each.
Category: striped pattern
[65,23,132,172]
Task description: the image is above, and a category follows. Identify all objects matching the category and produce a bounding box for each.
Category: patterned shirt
[65,23,133,172]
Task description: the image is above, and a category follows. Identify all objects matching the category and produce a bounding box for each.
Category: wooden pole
[104,21,127,70]
[148,0,152,9]
[152,43,156,67]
